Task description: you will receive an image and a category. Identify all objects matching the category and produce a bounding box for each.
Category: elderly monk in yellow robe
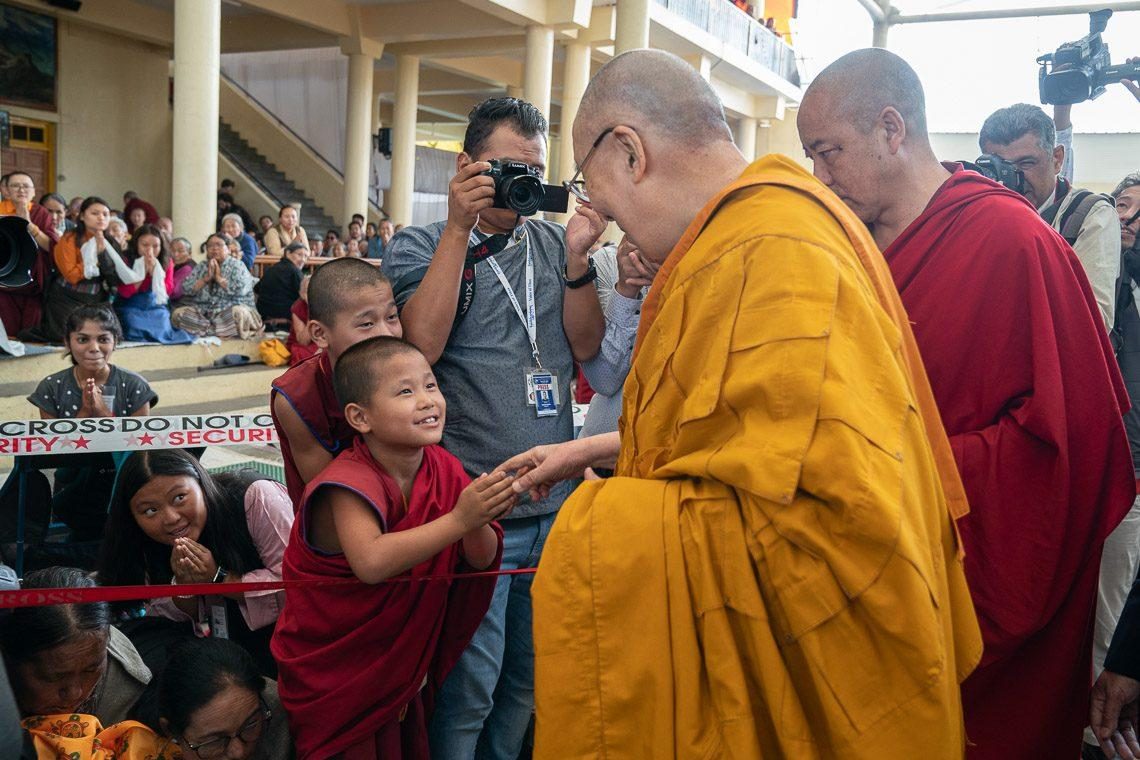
[498,49,983,759]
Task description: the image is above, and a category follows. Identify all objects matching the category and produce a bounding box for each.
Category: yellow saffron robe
[531,155,983,759]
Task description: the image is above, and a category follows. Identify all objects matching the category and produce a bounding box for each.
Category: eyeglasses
[181,699,271,759]
[562,126,617,204]
[7,183,33,191]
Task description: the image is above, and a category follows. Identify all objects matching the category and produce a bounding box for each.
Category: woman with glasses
[155,638,292,760]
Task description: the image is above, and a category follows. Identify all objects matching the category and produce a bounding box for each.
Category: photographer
[1052,57,1140,186]
[381,96,604,759]
[980,103,1120,328]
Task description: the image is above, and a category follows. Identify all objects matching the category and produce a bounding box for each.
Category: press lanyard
[485,235,541,368]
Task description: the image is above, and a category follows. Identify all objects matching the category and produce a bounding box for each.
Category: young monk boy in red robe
[271,258,403,505]
[271,336,509,759]
[799,48,1135,758]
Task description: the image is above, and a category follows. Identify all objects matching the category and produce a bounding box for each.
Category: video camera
[963,154,1026,195]
[1038,9,1140,105]
[0,216,36,289]
[482,159,569,216]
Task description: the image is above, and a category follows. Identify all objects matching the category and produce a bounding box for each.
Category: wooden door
[2,118,53,194]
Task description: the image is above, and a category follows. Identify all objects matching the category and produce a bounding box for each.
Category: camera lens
[501,176,544,216]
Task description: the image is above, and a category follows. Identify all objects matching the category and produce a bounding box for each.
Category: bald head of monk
[572,49,747,263]
[798,48,950,242]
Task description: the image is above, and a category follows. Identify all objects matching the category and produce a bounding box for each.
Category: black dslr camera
[481,159,569,216]
[963,154,1026,195]
[1038,9,1140,105]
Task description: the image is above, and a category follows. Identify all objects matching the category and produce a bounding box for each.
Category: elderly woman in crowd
[38,192,72,237]
[0,171,59,336]
[222,212,257,271]
[150,638,292,760]
[262,204,308,258]
[114,224,193,344]
[1,567,151,722]
[171,233,262,338]
[169,236,196,307]
[107,216,130,251]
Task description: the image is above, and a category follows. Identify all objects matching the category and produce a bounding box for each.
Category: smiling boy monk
[272,336,510,758]
[271,258,403,506]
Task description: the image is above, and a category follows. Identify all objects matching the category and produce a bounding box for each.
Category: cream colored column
[737,117,758,161]
[615,0,650,54]
[389,55,420,227]
[524,26,554,121]
[343,52,376,224]
[507,85,524,99]
[558,41,591,183]
[172,0,220,245]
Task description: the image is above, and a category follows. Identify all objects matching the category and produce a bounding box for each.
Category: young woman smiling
[97,450,292,679]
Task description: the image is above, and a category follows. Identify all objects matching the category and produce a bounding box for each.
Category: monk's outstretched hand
[1092,670,1140,758]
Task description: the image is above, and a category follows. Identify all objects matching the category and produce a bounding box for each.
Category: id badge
[526,370,560,417]
[210,603,230,639]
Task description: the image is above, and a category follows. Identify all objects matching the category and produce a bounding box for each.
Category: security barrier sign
[0,413,278,455]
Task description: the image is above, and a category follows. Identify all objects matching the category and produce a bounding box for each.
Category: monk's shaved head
[576,49,732,146]
[804,48,929,141]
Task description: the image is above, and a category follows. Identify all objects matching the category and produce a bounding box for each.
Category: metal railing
[219,71,388,216]
[654,0,799,85]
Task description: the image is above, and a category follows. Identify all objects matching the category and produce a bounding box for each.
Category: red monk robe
[883,166,1134,757]
[271,351,355,506]
[271,438,502,759]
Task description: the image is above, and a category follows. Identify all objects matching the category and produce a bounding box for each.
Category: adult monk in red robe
[0,170,58,335]
[798,48,1135,758]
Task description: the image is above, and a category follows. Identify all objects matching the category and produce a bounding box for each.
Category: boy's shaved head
[334,336,426,409]
[308,258,392,326]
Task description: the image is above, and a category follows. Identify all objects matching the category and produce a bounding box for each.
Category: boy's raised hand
[454,471,517,531]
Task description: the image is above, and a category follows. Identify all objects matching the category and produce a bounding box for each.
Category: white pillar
[507,85,523,99]
[524,26,554,123]
[343,52,375,225]
[615,0,650,54]
[737,117,758,162]
[873,21,889,47]
[172,0,220,245]
[558,41,591,184]
[389,55,420,227]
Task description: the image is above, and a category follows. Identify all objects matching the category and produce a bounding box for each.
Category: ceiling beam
[360,2,512,42]
[238,0,353,37]
[386,35,526,58]
[429,55,525,88]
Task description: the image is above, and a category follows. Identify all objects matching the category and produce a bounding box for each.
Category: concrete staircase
[218,120,338,234]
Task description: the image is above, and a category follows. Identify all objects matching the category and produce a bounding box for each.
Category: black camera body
[964,154,1026,196]
[481,159,569,216]
[1038,9,1140,105]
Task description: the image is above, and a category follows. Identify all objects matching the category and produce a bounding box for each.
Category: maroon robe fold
[271,439,501,759]
[884,166,1134,757]
[271,351,355,506]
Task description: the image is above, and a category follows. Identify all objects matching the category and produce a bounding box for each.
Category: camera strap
[451,232,514,334]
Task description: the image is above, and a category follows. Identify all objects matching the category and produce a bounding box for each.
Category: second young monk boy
[271,258,403,505]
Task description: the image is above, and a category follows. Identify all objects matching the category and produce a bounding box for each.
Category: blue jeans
[429,512,555,760]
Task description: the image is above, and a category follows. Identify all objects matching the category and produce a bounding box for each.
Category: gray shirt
[383,220,575,518]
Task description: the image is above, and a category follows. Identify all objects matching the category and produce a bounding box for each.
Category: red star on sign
[138,433,156,446]
[72,436,91,450]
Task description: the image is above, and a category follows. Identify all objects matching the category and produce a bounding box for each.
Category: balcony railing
[654,0,800,86]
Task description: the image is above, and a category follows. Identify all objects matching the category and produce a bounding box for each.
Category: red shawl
[271,439,501,759]
[270,351,354,506]
[884,166,1134,757]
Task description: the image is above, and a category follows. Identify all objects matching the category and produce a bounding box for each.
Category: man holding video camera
[979,103,1120,329]
[381,96,605,760]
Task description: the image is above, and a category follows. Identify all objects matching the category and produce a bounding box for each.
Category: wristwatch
[564,259,598,289]
[212,566,228,584]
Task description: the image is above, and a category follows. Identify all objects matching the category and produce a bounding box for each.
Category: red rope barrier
[0,568,539,609]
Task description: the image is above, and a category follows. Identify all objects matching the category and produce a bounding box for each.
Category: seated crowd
[0,174,397,356]
[8,48,1140,760]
